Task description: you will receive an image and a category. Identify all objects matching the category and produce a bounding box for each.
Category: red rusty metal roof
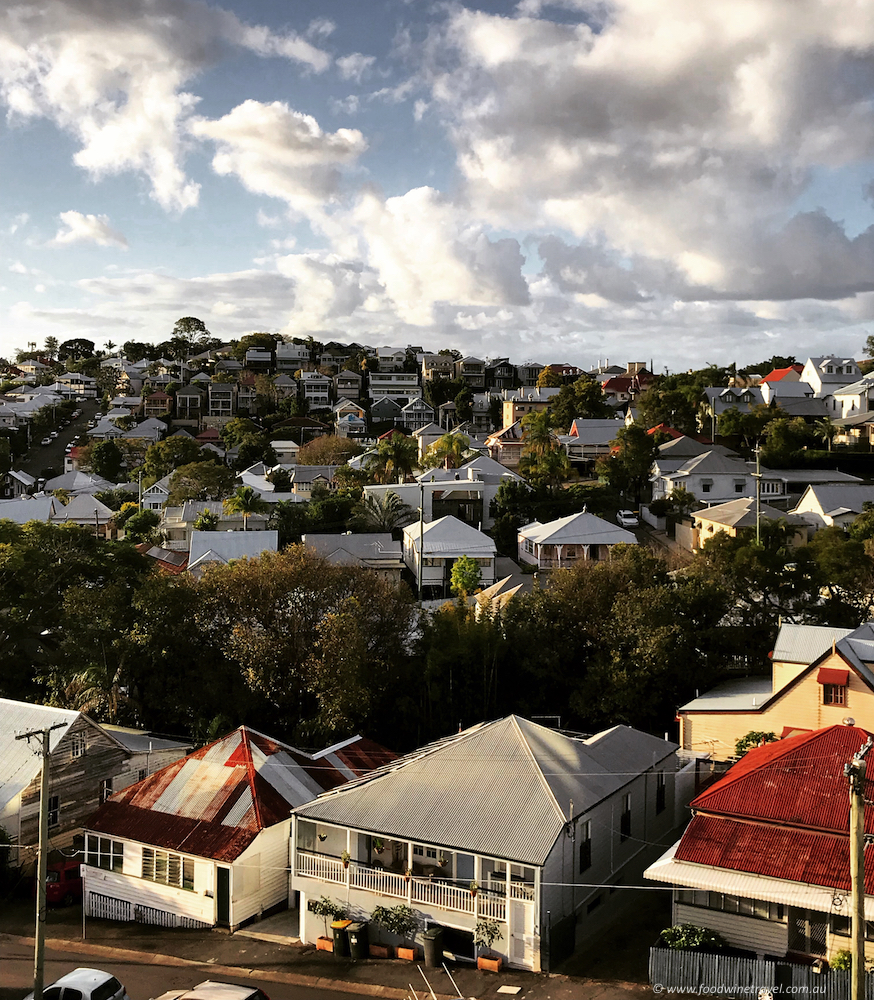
[85,727,393,861]
[691,724,874,834]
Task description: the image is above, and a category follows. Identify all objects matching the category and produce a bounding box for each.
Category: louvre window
[142,847,195,890]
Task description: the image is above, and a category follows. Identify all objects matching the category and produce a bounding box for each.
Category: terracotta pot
[316,937,334,952]
[369,944,391,959]
[477,955,502,973]
[396,946,418,961]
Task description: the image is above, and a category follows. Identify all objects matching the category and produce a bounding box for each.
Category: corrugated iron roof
[85,726,391,862]
[295,717,675,866]
[772,622,851,665]
[691,724,874,833]
[1,699,79,812]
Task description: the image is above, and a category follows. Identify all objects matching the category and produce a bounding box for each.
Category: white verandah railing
[296,850,509,920]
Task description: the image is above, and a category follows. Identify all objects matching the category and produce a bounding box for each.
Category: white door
[509,899,536,968]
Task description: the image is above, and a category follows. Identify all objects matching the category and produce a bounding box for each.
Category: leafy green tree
[297,435,363,466]
[759,416,813,467]
[735,731,778,756]
[166,461,237,505]
[142,436,203,481]
[223,485,270,529]
[89,440,124,481]
[537,367,563,388]
[549,376,613,431]
[595,424,658,504]
[122,509,162,543]
[454,386,473,423]
[636,386,699,435]
[718,404,781,451]
[57,339,95,362]
[450,555,482,597]
[267,467,292,491]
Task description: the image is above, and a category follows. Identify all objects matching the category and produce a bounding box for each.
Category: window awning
[816,667,849,686]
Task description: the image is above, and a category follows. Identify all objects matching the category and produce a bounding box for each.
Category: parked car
[40,437,52,446]
[24,968,129,1000]
[38,859,83,906]
[617,509,639,528]
[49,430,59,439]
[153,983,271,1000]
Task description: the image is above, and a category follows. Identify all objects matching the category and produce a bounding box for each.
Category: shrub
[830,949,851,971]
[660,924,727,951]
[474,917,503,955]
[311,895,345,936]
[735,731,778,757]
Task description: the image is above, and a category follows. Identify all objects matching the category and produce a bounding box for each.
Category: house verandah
[293,819,539,967]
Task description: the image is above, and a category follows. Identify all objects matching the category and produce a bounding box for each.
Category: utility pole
[752,442,762,545]
[16,723,65,1000]
[417,480,424,598]
[845,735,873,1000]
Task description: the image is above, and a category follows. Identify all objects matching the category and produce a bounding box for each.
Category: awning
[816,667,849,686]
[645,842,874,919]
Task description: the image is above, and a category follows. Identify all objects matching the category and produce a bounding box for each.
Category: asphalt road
[17,399,102,482]
[0,941,366,1000]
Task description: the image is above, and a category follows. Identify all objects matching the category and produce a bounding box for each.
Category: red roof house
[761,365,804,384]
[83,726,394,931]
[647,723,874,962]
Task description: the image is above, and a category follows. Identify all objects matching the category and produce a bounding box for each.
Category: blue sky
[3,0,874,370]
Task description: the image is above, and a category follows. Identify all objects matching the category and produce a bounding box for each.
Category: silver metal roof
[772,623,852,665]
[294,716,675,866]
[0,699,79,812]
[679,677,774,713]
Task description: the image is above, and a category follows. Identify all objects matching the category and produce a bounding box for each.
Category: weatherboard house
[291,716,680,971]
[83,727,391,931]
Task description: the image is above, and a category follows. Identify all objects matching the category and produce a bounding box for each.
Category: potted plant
[341,849,351,870]
[469,880,479,898]
[438,855,449,868]
[379,904,419,961]
[404,867,412,882]
[372,838,385,855]
[311,896,345,952]
[369,905,394,958]
[475,917,504,972]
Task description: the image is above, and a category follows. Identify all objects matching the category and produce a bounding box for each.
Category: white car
[24,968,130,1000]
[40,436,52,446]
[617,509,639,528]
[49,430,59,439]
[153,984,271,1000]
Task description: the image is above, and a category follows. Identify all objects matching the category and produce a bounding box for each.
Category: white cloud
[49,211,128,249]
[0,0,332,212]
[191,100,367,215]
[353,186,530,325]
[337,53,376,83]
[424,3,874,302]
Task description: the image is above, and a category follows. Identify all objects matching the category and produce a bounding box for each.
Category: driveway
[17,398,102,482]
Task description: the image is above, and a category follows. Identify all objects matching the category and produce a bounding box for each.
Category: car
[35,859,83,906]
[40,437,52,446]
[152,984,271,1000]
[24,968,130,1000]
[49,430,59,439]
[617,509,639,528]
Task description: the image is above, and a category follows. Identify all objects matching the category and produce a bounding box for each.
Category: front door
[216,867,230,927]
[788,907,827,957]
[509,899,536,969]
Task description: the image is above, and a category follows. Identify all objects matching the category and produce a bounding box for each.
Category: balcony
[295,850,535,921]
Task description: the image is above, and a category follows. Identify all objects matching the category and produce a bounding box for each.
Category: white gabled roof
[403,515,496,557]
[519,511,636,547]
[0,699,80,812]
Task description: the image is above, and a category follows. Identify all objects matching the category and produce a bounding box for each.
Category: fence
[650,946,874,999]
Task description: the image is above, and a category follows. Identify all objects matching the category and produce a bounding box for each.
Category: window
[138,768,147,782]
[87,835,124,873]
[619,793,631,842]
[701,482,712,494]
[48,795,59,829]
[99,779,113,804]
[69,733,86,759]
[734,481,745,494]
[579,820,592,873]
[824,684,847,706]
[656,772,667,814]
[677,888,784,921]
[142,847,195,890]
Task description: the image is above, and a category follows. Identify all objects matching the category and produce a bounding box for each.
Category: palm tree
[367,431,419,484]
[425,433,471,470]
[64,661,129,723]
[352,490,417,532]
[222,485,270,530]
[815,417,837,453]
[520,411,556,461]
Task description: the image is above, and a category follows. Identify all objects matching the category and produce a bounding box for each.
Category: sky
[3,0,874,373]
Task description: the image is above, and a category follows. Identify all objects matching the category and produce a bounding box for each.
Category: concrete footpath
[0,899,657,1000]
